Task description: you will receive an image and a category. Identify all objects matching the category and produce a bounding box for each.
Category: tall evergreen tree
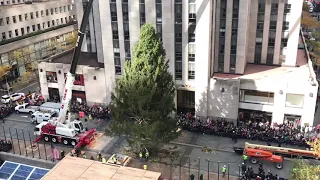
[108,23,179,149]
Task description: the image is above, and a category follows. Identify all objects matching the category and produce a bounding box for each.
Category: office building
[38,0,319,126]
[0,0,77,81]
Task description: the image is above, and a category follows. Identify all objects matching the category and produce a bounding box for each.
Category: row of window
[0,0,25,5]
[0,31,75,67]
[0,16,75,41]
[46,71,85,86]
[0,4,74,26]
[110,0,121,75]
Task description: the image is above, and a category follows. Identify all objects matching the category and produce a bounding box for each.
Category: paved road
[0,81,40,97]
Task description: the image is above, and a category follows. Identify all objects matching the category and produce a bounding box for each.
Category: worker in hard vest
[139,151,143,162]
[222,165,227,177]
[102,157,107,164]
[143,164,147,170]
[89,114,92,121]
[97,152,102,161]
[145,150,149,161]
[292,168,297,172]
[243,153,248,164]
[112,156,117,164]
[83,152,87,159]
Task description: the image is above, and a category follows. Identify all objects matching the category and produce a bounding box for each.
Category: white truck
[40,102,61,114]
[15,103,40,114]
[31,111,56,124]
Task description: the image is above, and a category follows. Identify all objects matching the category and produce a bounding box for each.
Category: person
[292,168,297,172]
[242,153,248,164]
[139,151,143,162]
[90,156,94,160]
[83,152,87,159]
[241,163,246,174]
[190,173,195,180]
[199,173,203,180]
[112,156,117,164]
[145,150,149,161]
[143,164,147,170]
[97,152,102,161]
[60,150,65,159]
[256,176,261,180]
[88,114,92,121]
[102,157,107,164]
[222,165,227,177]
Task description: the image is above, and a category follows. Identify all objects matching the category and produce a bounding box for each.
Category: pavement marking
[15,82,38,92]
[21,116,28,118]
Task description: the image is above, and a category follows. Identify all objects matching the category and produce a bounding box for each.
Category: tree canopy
[291,160,320,180]
[301,11,320,29]
[108,23,179,150]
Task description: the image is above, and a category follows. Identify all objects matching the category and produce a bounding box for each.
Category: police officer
[145,150,149,161]
[243,153,248,164]
[139,151,143,162]
[112,156,117,164]
[222,165,227,177]
[102,157,107,164]
[143,164,147,170]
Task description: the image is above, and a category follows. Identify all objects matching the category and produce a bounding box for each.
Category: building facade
[39,0,319,126]
[0,0,77,81]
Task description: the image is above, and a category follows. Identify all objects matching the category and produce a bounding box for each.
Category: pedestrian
[199,173,203,180]
[97,152,102,161]
[222,165,227,177]
[88,114,92,121]
[241,163,246,174]
[190,173,195,180]
[143,164,147,170]
[83,152,87,159]
[139,151,143,162]
[102,157,107,164]
[90,156,94,160]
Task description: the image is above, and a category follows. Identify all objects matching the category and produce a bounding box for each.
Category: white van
[40,102,61,114]
[31,111,56,124]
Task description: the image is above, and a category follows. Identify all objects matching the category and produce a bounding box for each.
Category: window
[46,72,58,83]
[61,18,64,24]
[189,13,196,23]
[258,0,265,12]
[254,45,262,64]
[283,21,289,31]
[267,47,274,64]
[42,22,45,29]
[15,29,18,36]
[156,3,162,23]
[30,12,34,19]
[32,25,35,31]
[188,62,195,80]
[21,28,24,35]
[156,24,162,40]
[12,16,16,23]
[26,26,30,33]
[0,18,3,26]
[285,94,304,108]
[64,6,66,12]
[175,4,182,23]
[6,17,10,24]
[36,11,39,18]
[281,38,288,47]
[240,90,274,105]
[37,24,40,30]
[52,20,55,26]
[59,7,62,13]
[123,12,129,22]
[175,61,182,79]
[284,4,291,14]
[68,5,71,11]
[41,10,44,17]
[124,23,130,40]
[47,21,50,28]
[25,13,28,21]
[230,55,236,73]
[8,31,12,38]
[46,9,49,16]
[189,54,195,62]
[270,21,277,30]
[2,32,6,40]
[56,19,59,25]
[112,31,119,40]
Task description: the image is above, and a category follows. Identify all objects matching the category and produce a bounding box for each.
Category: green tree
[303,2,309,12]
[107,23,179,150]
[291,160,320,180]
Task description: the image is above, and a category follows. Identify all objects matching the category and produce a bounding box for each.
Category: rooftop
[42,155,161,180]
[0,0,58,9]
[213,34,315,85]
[49,49,104,68]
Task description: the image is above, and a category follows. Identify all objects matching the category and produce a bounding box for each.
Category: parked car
[1,93,25,104]
[15,103,40,114]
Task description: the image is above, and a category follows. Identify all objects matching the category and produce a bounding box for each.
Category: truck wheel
[16,110,19,114]
[71,140,76,146]
[62,139,69,145]
[44,136,49,142]
[276,163,283,169]
[51,137,57,143]
[250,157,257,164]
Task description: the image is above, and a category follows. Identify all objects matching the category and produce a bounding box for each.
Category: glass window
[240,90,274,105]
[286,94,304,108]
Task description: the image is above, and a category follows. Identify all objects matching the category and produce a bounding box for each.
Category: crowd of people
[178,112,319,148]
[240,163,287,180]
[70,102,111,119]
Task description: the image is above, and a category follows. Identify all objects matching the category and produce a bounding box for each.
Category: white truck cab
[31,111,56,124]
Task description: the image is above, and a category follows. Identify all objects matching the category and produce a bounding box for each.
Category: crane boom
[58,0,94,123]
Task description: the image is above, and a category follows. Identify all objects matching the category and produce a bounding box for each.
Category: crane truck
[33,0,95,150]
